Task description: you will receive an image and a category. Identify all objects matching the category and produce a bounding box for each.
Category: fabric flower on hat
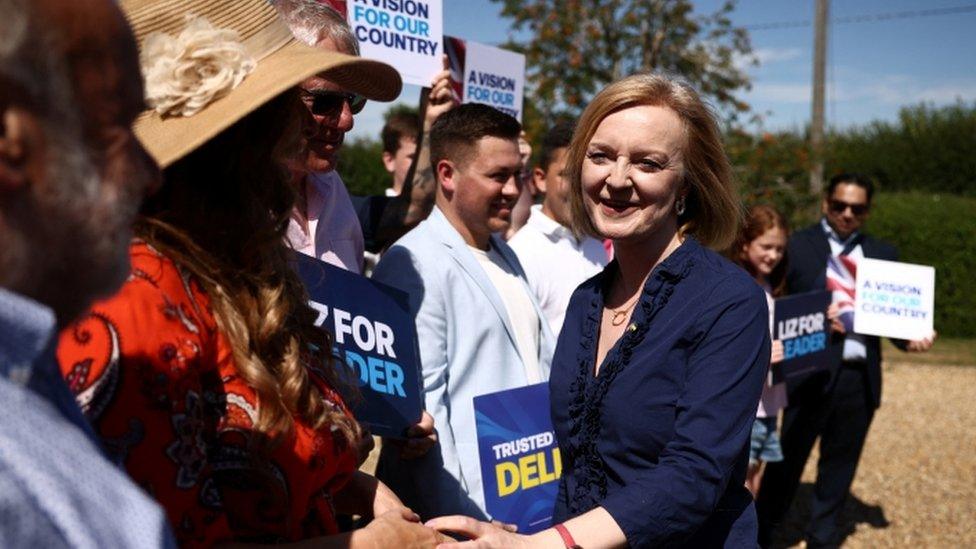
[142,16,257,118]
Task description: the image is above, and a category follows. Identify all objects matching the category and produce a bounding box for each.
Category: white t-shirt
[468,244,542,384]
[509,205,608,336]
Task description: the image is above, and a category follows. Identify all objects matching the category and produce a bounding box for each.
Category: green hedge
[335,138,388,197]
[826,101,976,196]
[867,192,976,337]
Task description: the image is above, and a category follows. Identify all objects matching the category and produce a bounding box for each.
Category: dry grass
[772,348,976,547]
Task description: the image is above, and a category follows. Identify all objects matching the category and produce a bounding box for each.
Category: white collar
[820,217,860,247]
[526,204,573,239]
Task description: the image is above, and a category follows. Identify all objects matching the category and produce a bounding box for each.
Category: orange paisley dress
[57,241,358,546]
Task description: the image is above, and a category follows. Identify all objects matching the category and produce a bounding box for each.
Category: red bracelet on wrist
[554,523,582,549]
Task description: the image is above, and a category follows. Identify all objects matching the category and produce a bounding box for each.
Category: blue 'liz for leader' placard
[293,252,422,438]
[474,383,561,534]
[773,290,832,382]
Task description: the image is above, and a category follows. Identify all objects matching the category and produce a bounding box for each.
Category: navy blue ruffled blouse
[550,237,769,548]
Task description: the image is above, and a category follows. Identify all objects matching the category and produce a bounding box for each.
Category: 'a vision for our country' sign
[773,290,832,382]
[854,258,935,340]
[474,383,560,534]
[461,41,526,121]
[293,252,423,438]
[347,0,443,87]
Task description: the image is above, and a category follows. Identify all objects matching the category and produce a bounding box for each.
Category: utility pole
[810,0,829,194]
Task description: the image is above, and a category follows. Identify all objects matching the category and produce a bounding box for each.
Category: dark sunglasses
[828,199,869,216]
[300,89,367,118]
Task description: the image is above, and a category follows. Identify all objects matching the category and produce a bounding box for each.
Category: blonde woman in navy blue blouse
[428,73,770,548]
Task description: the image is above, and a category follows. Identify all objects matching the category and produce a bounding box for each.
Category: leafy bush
[335,138,387,197]
[826,101,976,196]
[728,101,976,222]
[867,192,976,337]
[336,104,421,197]
[726,129,820,228]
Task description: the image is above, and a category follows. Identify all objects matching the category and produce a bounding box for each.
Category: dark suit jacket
[785,223,900,409]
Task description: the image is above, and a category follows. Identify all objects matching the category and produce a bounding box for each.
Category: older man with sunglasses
[274,0,440,469]
[276,0,386,274]
[756,173,936,548]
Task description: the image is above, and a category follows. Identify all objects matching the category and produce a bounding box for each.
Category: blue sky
[347,0,975,141]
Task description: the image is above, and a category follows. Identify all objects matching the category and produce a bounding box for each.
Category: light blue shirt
[0,287,175,548]
[820,218,869,361]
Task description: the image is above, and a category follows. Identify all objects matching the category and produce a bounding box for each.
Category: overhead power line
[743,4,976,31]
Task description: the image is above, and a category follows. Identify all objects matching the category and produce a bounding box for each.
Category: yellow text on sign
[495,447,562,497]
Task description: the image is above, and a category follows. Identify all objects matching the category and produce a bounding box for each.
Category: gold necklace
[607,281,642,326]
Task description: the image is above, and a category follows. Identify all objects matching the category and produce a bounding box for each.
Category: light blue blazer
[372,207,555,520]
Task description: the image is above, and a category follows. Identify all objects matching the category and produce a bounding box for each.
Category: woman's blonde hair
[137,91,360,448]
[566,73,741,250]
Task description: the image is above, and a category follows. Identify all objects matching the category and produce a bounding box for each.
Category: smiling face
[744,226,787,280]
[581,105,686,246]
[299,75,355,173]
[438,135,522,248]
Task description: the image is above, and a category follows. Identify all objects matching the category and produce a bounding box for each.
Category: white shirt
[758,287,788,418]
[468,244,542,384]
[509,205,609,336]
[286,171,364,274]
[821,218,868,361]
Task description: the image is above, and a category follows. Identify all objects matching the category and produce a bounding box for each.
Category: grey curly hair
[273,0,359,54]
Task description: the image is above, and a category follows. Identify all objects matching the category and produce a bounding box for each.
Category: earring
[675,196,686,216]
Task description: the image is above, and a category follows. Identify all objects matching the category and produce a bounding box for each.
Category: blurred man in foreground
[0,0,173,545]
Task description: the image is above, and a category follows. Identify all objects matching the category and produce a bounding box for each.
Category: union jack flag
[826,254,857,331]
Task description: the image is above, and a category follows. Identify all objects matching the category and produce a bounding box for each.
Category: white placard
[854,258,935,340]
[347,0,443,87]
[462,41,526,121]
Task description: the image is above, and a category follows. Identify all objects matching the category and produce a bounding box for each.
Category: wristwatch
[554,523,582,549]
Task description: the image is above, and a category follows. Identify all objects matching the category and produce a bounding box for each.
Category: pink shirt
[286,171,364,274]
[757,288,788,418]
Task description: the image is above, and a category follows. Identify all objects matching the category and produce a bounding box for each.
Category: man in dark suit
[756,173,936,548]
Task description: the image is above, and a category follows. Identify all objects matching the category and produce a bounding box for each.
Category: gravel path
[771,362,976,547]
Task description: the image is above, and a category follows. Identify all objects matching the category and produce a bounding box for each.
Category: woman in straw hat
[57,0,442,546]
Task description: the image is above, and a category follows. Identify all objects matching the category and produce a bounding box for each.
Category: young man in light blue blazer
[372,104,556,520]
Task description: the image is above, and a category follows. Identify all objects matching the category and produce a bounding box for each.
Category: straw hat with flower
[121,0,402,169]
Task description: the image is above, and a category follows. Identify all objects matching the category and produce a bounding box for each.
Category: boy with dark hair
[380,110,420,197]
[509,119,608,335]
[372,103,555,520]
